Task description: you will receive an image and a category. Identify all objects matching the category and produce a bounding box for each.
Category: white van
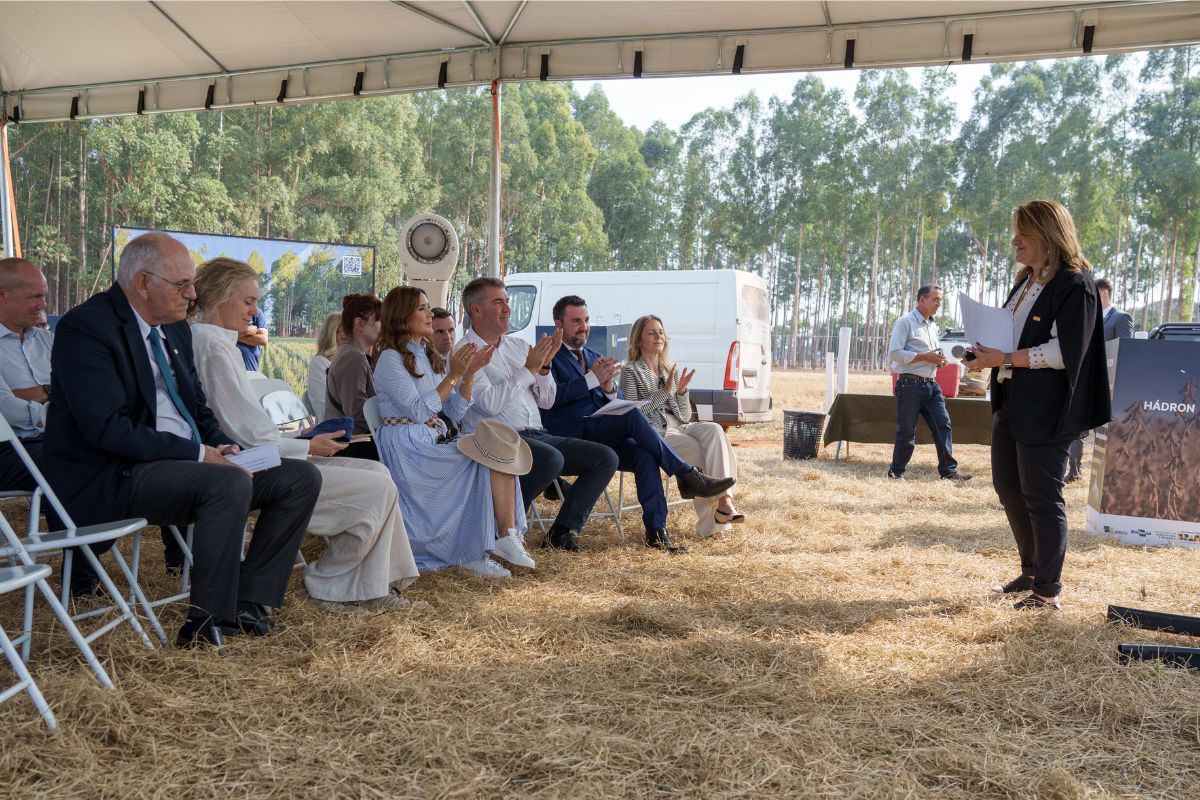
[501,269,772,425]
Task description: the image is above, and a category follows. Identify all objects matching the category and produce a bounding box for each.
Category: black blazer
[44,284,233,526]
[540,346,625,439]
[989,267,1112,444]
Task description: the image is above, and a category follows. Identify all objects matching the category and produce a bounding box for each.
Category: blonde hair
[1013,199,1092,286]
[628,315,674,377]
[192,257,259,323]
[315,312,342,359]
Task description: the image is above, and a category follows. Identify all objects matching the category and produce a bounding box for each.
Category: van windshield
[507,285,536,333]
[739,285,770,322]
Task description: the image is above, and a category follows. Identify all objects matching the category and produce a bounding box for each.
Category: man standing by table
[887,284,971,482]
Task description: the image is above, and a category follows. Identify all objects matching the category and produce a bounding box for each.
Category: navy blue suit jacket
[44,284,234,526]
[540,346,625,439]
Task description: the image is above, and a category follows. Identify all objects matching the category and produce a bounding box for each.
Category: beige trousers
[664,422,737,538]
[303,456,419,602]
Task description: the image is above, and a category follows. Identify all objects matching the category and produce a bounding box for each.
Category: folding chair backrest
[250,379,311,427]
[0,416,75,532]
[362,396,382,437]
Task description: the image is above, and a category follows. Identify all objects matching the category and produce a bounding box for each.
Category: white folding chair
[252,379,314,430]
[0,417,163,652]
[362,395,382,437]
[0,564,59,732]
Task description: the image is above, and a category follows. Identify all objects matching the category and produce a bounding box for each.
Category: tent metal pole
[488,77,502,279]
[0,122,15,258]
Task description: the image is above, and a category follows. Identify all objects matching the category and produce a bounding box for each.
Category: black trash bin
[783,410,825,460]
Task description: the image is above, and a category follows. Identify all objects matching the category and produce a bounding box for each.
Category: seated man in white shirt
[0,258,53,442]
[459,278,618,551]
[0,258,52,492]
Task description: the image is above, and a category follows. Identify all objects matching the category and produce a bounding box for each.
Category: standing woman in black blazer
[969,200,1111,611]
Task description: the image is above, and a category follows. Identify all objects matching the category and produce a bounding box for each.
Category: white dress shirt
[0,322,52,437]
[460,329,557,433]
[191,323,310,458]
[129,308,203,459]
[888,309,940,378]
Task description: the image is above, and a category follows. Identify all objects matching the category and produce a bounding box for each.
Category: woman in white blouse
[306,312,344,420]
[619,315,742,538]
[190,257,422,614]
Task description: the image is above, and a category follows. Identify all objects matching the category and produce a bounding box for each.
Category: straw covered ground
[2,370,1198,799]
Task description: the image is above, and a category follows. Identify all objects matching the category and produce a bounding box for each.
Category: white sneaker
[460,557,512,579]
[491,529,536,569]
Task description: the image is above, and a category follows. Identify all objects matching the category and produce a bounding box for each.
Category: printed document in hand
[958,292,1015,352]
[225,444,281,473]
[588,399,648,417]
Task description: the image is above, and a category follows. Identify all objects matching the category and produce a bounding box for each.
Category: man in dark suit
[541,295,733,552]
[1066,277,1132,481]
[1096,277,1135,341]
[44,232,321,649]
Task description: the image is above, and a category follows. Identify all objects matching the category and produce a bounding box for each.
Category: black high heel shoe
[713,508,745,524]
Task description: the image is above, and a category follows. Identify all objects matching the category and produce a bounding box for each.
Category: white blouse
[996,274,1065,382]
[191,322,310,459]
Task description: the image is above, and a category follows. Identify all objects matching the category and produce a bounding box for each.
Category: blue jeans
[890,375,958,477]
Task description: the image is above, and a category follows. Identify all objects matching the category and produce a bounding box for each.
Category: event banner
[112,227,375,337]
[1086,337,1200,550]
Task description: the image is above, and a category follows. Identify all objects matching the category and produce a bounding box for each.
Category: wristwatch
[1002,352,1014,369]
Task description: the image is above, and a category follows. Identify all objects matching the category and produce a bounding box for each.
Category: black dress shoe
[646,528,690,554]
[675,468,735,500]
[176,616,228,650]
[543,479,573,501]
[991,575,1036,594]
[235,603,283,636]
[543,523,582,551]
[67,570,102,601]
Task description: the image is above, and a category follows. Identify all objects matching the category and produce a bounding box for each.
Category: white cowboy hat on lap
[457,419,533,475]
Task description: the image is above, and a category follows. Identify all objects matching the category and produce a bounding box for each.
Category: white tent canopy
[3,1,1200,123]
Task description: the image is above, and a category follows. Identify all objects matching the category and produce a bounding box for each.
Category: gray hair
[117,232,182,289]
[0,257,36,291]
[461,276,505,320]
[916,284,943,301]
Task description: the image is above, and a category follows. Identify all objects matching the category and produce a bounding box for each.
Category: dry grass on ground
[1,370,1198,799]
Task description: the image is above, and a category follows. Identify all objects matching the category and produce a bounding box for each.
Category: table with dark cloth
[821,393,993,450]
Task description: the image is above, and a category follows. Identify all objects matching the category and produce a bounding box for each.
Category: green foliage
[259,337,316,398]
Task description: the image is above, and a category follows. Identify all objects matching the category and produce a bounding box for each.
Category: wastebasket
[783,410,825,460]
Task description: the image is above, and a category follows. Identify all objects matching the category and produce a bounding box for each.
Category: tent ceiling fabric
[2,0,1199,123]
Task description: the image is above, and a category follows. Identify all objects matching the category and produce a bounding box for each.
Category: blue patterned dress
[373,342,526,572]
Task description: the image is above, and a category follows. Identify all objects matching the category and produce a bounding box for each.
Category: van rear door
[735,278,772,421]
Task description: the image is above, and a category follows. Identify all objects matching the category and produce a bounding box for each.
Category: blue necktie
[147,328,201,443]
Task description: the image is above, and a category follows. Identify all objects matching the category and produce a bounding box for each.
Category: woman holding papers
[372,286,536,579]
[966,200,1110,612]
[620,315,741,538]
[190,257,422,615]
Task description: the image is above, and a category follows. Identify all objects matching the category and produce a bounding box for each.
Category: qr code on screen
[341,255,363,276]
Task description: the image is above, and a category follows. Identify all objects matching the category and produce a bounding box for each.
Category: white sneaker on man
[460,557,512,579]
[491,529,536,569]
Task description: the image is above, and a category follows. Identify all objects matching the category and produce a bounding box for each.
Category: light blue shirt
[0,322,53,438]
[888,309,940,378]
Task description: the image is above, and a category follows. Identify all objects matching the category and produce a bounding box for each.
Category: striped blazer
[619,359,692,433]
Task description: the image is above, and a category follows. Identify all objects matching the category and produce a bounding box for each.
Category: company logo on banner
[1086,337,1200,550]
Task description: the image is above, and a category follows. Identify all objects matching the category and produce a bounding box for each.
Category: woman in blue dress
[372,286,536,579]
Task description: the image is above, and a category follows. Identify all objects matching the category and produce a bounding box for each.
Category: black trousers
[0,441,38,492]
[86,458,321,622]
[519,430,619,533]
[991,408,1071,597]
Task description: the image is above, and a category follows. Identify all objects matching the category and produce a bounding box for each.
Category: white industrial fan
[399,213,459,309]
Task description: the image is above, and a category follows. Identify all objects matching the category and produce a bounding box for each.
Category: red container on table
[890,364,961,398]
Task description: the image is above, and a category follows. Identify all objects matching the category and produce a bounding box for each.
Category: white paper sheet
[958,292,1015,352]
[695,403,714,422]
[587,399,648,418]
[225,443,282,473]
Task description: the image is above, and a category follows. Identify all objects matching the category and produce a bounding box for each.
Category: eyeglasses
[144,271,196,294]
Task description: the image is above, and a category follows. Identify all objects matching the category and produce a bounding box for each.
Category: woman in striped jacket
[619,315,743,538]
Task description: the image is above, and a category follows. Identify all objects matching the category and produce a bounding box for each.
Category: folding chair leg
[0,623,58,732]
[19,581,34,663]
[33,579,114,690]
[80,545,156,651]
[108,536,170,646]
[603,490,624,540]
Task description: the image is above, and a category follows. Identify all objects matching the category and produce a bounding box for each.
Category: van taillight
[724,342,740,390]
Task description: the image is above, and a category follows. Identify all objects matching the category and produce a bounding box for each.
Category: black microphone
[951,345,976,362]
